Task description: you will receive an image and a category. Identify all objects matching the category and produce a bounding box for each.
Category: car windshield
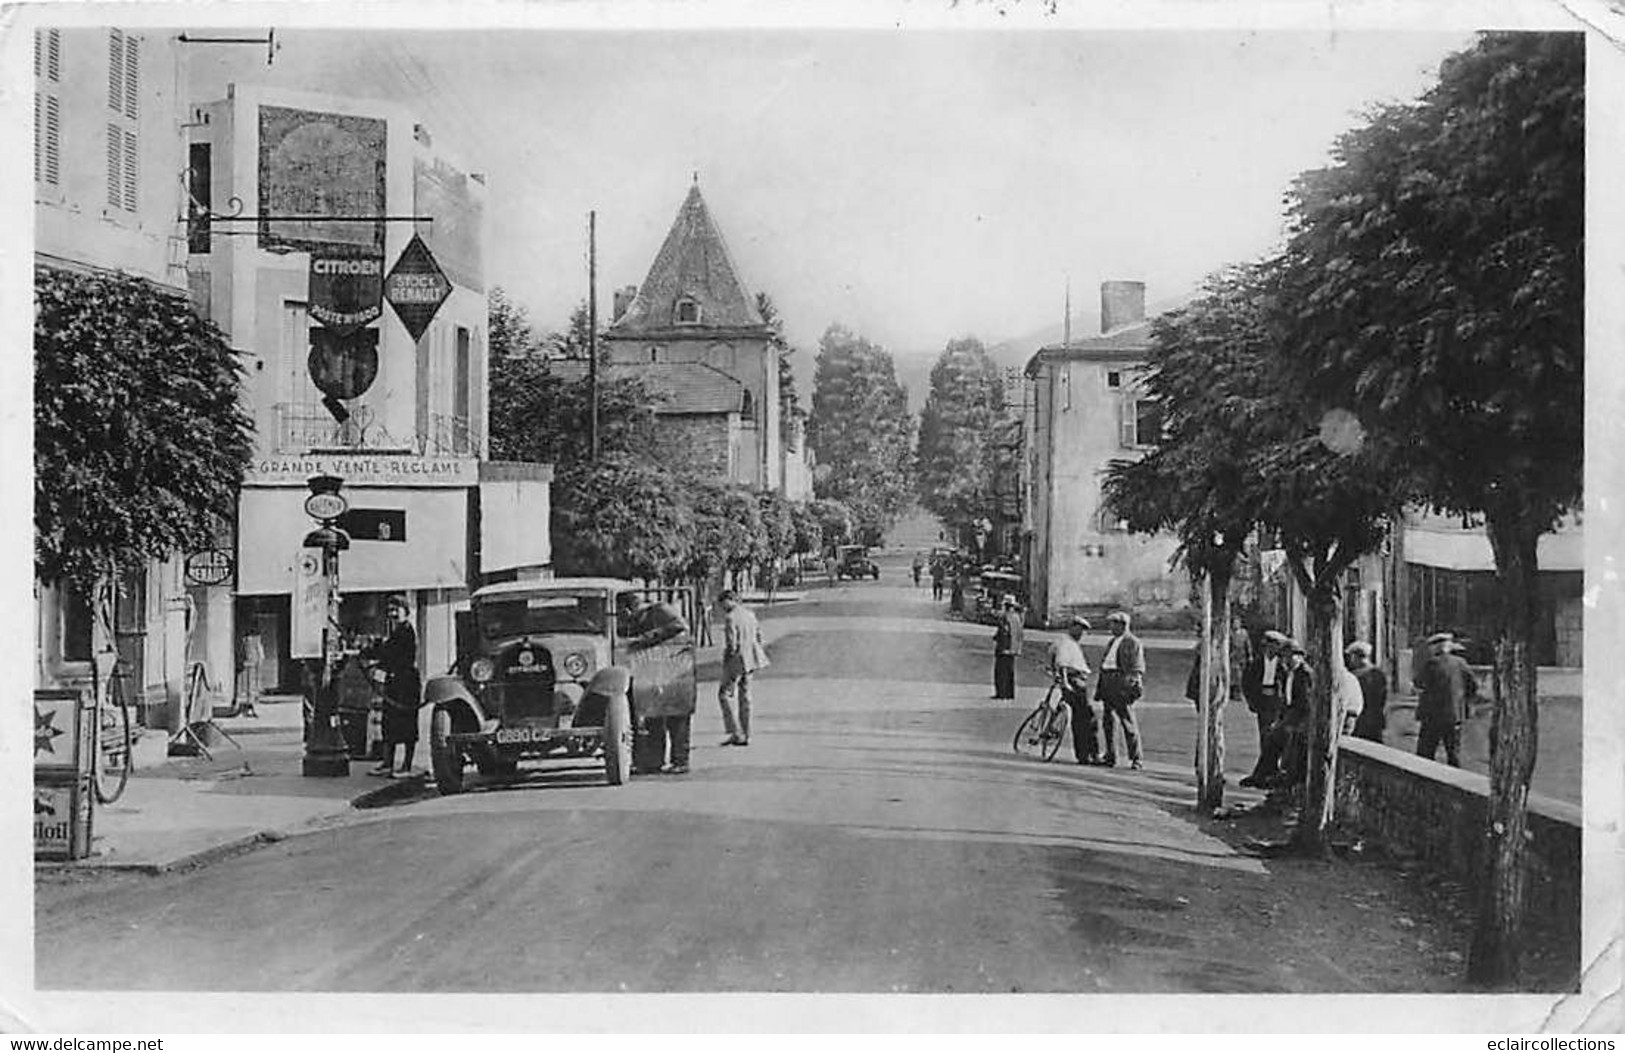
[478,595,607,638]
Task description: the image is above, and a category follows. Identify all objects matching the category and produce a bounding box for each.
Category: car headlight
[470,657,495,683]
[561,652,590,678]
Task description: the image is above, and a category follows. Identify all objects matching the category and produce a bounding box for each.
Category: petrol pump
[301,473,352,777]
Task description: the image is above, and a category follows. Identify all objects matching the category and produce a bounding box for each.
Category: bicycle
[92,656,133,805]
[1012,672,1070,762]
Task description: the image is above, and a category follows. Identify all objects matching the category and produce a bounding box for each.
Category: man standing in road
[717,589,769,747]
[1346,641,1389,743]
[1051,615,1101,765]
[1096,611,1146,769]
[992,595,1024,700]
[912,551,925,587]
[930,557,946,601]
[1239,629,1287,788]
[1415,631,1477,766]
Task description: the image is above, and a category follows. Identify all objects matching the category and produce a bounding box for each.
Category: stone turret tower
[605,183,780,491]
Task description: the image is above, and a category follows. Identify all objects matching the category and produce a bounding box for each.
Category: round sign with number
[304,491,348,521]
[184,548,234,587]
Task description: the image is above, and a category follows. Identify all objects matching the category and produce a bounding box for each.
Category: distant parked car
[835,545,880,581]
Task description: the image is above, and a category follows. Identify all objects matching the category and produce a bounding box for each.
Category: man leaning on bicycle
[1051,615,1104,766]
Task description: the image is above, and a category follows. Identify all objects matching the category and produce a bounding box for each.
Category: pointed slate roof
[608,183,768,336]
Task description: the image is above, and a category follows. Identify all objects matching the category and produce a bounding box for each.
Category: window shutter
[34,31,40,77]
[123,36,139,118]
[107,124,122,207]
[33,94,40,183]
[45,95,60,184]
[107,30,124,111]
[123,128,138,211]
[1117,396,1135,448]
[48,30,60,81]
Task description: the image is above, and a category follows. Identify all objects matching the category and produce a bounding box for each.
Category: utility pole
[588,210,599,461]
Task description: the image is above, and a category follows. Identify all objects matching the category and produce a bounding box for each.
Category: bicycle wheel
[94,670,132,804]
[1041,702,1070,762]
[1013,706,1048,758]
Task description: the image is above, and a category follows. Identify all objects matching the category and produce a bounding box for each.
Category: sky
[172,16,1489,363]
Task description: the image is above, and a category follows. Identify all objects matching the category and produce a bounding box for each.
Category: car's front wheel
[430,708,466,795]
[603,694,632,786]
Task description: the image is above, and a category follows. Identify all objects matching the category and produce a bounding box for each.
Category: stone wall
[1334,736,1581,937]
[657,414,733,481]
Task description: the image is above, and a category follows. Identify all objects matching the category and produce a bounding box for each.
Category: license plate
[494,727,551,745]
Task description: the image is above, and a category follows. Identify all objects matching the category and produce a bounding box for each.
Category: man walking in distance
[1239,629,1287,788]
[1051,615,1102,765]
[1097,611,1146,769]
[1415,631,1477,766]
[930,557,946,601]
[1346,640,1389,743]
[992,595,1024,700]
[717,589,769,747]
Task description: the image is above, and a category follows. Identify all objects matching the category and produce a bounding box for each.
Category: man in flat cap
[1096,610,1146,769]
[1240,628,1288,787]
[1414,631,1477,766]
[1346,641,1388,743]
[992,595,1025,700]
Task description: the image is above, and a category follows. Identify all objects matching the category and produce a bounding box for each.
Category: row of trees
[913,336,1005,549]
[1101,32,1582,988]
[488,291,853,590]
[806,324,915,545]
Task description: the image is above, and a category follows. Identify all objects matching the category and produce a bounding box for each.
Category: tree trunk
[1205,565,1231,811]
[1468,507,1541,988]
[1292,583,1340,855]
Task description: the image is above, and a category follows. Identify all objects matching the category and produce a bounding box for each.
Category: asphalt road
[37,565,1482,995]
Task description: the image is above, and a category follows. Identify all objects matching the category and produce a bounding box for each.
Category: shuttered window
[34,30,60,187]
[105,30,139,211]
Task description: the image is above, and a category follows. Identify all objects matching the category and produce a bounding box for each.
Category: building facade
[604,183,796,494]
[33,27,196,726]
[1021,281,1187,628]
[185,84,548,700]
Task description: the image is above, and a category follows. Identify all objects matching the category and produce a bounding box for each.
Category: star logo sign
[34,705,65,757]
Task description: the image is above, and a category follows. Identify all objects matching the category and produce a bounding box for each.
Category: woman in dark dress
[364,594,422,777]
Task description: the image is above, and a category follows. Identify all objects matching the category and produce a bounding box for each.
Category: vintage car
[423,578,696,794]
[835,544,881,581]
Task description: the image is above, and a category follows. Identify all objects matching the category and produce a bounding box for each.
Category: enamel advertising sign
[384,234,452,342]
[308,249,384,337]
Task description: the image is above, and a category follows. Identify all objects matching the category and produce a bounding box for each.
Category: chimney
[1100,281,1145,334]
[613,285,637,322]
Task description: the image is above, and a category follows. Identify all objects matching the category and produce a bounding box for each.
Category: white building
[185,84,549,699]
[33,27,196,726]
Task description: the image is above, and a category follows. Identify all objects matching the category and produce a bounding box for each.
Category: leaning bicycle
[1012,673,1070,762]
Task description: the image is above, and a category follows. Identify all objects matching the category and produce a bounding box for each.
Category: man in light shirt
[1050,615,1101,765]
[717,590,770,747]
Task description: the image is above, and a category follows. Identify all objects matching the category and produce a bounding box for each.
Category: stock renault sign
[384,234,452,342]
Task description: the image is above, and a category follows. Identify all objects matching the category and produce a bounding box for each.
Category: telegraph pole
[588,210,599,461]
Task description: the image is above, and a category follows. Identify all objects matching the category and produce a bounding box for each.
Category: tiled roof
[607,183,767,335]
[548,360,745,416]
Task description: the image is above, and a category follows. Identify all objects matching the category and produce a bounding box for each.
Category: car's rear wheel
[603,694,632,786]
[430,708,466,795]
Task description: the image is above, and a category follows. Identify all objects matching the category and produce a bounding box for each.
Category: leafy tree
[788,500,824,557]
[757,490,795,568]
[808,324,915,542]
[757,292,801,440]
[550,453,692,581]
[488,356,659,467]
[684,481,764,592]
[1102,266,1272,813]
[544,300,605,362]
[809,498,853,553]
[915,336,1004,543]
[34,267,254,589]
[1276,31,1583,986]
[489,286,544,361]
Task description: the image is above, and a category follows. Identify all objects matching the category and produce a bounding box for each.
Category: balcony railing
[272,403,481,457]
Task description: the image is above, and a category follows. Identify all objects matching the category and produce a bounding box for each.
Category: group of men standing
[1021,606,1148,769]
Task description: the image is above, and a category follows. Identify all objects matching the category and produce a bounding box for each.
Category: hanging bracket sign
[384,234,452,342]
[308,250,384,337]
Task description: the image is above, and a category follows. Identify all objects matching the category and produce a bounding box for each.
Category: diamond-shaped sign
[384,234,452,343]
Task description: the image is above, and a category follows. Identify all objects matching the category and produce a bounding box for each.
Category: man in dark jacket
[1346,640,1389,743]
[992,596,1025,699]
[363,594,421,778]
[1096,611,1146,769]
[1239,629,1287,787]
[1415,632,1477,766]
